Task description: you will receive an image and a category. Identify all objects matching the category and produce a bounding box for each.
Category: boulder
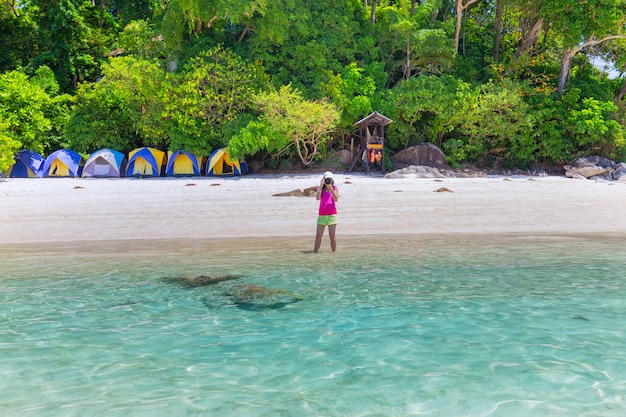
[391,143,449,170]
[385,165,446,179]
[273,186,318,197]
[564,156,615,179]
[336,149,352,166]
[613,162,626,181]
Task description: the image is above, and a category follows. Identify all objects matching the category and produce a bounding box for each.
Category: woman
[314,171,339,252]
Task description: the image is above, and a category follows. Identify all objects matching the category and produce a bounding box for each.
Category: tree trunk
[454,0,479,55]
[557,49,575,95]
[557,35,626,95]
[615,83,626,104]
[515,18,543,60]
[454,0,462,54]
[370,0,377,24]
[492,0,503,59]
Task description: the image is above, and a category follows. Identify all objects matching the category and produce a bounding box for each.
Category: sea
[1,234,625,416]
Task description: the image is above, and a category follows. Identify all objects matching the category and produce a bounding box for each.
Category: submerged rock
[224,284,303,309]
[163,274,242,288]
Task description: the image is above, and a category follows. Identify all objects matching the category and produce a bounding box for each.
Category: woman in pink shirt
[314,171,339,252]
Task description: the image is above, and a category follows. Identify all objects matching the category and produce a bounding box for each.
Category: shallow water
[1,234,626,416]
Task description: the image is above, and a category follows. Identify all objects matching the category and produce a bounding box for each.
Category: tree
[0,118,21,172]
[27,0,93,92]
[162,46,262,154]
[536,0,626,94]
[0,66,70,155]
[454,0,480,55]
[453,79,535,167]
[0,0,35,72]
[373,0,453,83]
[229,85,340,166]
[319,63,377,142]
[380,74,475,150]
[65,56,167,153]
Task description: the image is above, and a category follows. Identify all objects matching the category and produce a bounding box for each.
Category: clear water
[1,234,626,417]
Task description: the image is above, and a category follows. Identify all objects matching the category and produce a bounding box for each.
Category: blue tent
[166,150,204,176]
[82,149,127,178]
[41,149,85,177]
[126,147,166,177]
[3,150,45,178]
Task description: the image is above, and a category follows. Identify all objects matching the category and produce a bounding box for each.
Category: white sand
[1,173,626,245]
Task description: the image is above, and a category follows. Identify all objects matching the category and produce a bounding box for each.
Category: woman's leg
[328,224,337,252]
[314,224,325,252]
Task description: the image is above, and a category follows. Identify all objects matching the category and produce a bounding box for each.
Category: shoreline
[2,173,626,245]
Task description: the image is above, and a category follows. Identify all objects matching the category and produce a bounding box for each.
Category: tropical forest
[1,0,625,173]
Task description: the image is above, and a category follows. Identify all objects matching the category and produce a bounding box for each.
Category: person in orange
[314,171,339,252]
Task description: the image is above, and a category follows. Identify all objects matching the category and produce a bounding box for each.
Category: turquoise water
[1,234,626,416]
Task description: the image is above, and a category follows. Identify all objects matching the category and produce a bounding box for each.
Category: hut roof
[353,111,392,127]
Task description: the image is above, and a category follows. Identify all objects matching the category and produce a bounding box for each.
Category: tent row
[2,147,248,178]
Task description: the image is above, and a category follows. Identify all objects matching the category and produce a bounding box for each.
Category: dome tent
[206,147,248,176]
[41,149,84,178]
[82,149,127,178]
[125,147,166,177]
[166,150,206,176]
[3,150,45,178]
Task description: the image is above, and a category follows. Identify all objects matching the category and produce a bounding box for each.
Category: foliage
[2,0,626,169]
[0,66,70,155]
[450,79,535,167]
[229,85,340,166]
[379,74,475,152]
[0,118,21,172]
[65,56,166,154]
[162,46,263,154]
[319,63,377,139]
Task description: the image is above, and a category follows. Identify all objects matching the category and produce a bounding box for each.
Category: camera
[324,178,332,185]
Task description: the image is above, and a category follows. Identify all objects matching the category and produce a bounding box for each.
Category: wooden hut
[348,111,393,173]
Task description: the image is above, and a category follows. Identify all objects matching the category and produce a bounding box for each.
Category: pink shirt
[318,187,338,215]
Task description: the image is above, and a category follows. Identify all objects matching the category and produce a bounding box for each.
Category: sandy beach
[1,173,626,245]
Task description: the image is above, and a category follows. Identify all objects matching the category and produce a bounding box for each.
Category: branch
[573,34,626,55]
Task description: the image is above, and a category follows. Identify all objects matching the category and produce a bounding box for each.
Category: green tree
[0,118,21,172]
[229,85,340,166]
[0,1,35,72]
[452,79,535,167]
[162,46,263,154]
[375,0,454,82]
[0,66,70,155]
[27,0,100,92]
[65,56,167,153]
[379,74,475,151]
[319,63,377,142]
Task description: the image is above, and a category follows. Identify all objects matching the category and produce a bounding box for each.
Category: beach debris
[273,186,317,197]
[210,183,221,186]
[185,183,196,186]
[344,180,352,184]
[434,187,453,193]
[73,185,84,189]
[162,274,242,288]
[224,284,303,309]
